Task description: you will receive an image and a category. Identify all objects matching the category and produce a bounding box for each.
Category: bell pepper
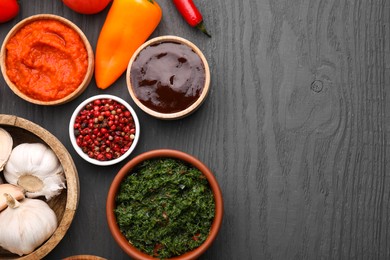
[95,0,162,89]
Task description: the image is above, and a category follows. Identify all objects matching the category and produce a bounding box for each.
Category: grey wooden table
[1,0,389,259]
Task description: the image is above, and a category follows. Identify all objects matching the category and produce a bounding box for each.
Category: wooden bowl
[0,114,79,259]
[0,14,94,106]
[126,36,211,120]
[106,149,223,260]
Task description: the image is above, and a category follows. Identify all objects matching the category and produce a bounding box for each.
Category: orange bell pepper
[95,0,162,89]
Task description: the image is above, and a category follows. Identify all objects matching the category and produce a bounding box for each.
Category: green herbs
[115,158,215,259]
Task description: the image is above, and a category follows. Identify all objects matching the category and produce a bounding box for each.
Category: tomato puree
[5,19,88,101]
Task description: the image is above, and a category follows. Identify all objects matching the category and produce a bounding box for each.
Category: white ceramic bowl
[69,94,140,166]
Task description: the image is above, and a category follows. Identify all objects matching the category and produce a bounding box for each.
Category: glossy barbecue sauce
[130,41,205,114]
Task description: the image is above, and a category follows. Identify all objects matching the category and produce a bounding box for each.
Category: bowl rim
[0,114,79,259]
[63,255,107,260]
[126,35,211,120]
[106,149,224,260]
[68,94,140,166]
[0,14,94,106]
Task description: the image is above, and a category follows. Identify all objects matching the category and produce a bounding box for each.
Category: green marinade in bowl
[114,158,215,259]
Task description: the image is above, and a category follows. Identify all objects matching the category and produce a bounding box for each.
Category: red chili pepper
[173,0,211,37]
[192,232,201,241]
[153,243,163,257]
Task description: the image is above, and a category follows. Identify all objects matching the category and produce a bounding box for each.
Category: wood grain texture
[0,0,389,259]
[0,115,79,260]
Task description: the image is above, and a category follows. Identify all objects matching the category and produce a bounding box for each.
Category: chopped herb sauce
[115,158,215,259]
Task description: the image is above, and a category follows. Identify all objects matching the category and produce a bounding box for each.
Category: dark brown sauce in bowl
[129,41,206,114]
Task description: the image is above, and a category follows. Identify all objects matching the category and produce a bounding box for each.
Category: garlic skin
[0,184,25,211]
[0,127,13,171]
[4,143,66,201]
[0,194,58,256]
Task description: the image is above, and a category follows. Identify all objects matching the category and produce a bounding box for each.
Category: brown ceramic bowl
[63,255,107,260]
[0,14,94,106]
[0,114,79,259]
[126,36,211,120]
[106,149,223,260]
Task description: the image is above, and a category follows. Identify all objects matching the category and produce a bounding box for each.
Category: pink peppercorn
[73,98,136,161]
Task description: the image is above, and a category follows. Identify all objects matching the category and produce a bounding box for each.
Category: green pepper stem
[196,22,211,38]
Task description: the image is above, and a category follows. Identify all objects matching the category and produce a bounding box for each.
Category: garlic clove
[0,127,13,172]
[0,184,25,212]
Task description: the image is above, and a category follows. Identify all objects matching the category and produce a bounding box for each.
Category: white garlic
[0,193,58,256]
[4,143,66,201]
[0,127,13,171]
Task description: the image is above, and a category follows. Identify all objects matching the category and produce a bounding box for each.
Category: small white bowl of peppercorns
[69,94,140,166]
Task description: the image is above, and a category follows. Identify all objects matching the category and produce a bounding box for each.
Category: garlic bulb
[4,143,66,201]
[0,193,57,256]
[0,127,13,171]
[0,184,24,211]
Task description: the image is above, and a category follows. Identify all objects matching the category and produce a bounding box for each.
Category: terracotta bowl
[63,255,107,260]
[126,35,211,120]
[0,114,79,259]
[0,14,94,106]
[106,149,223,260]
[69,94,140,166]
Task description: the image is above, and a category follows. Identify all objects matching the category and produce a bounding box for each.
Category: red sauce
[5,19,88,101]
[130,41,205,113]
